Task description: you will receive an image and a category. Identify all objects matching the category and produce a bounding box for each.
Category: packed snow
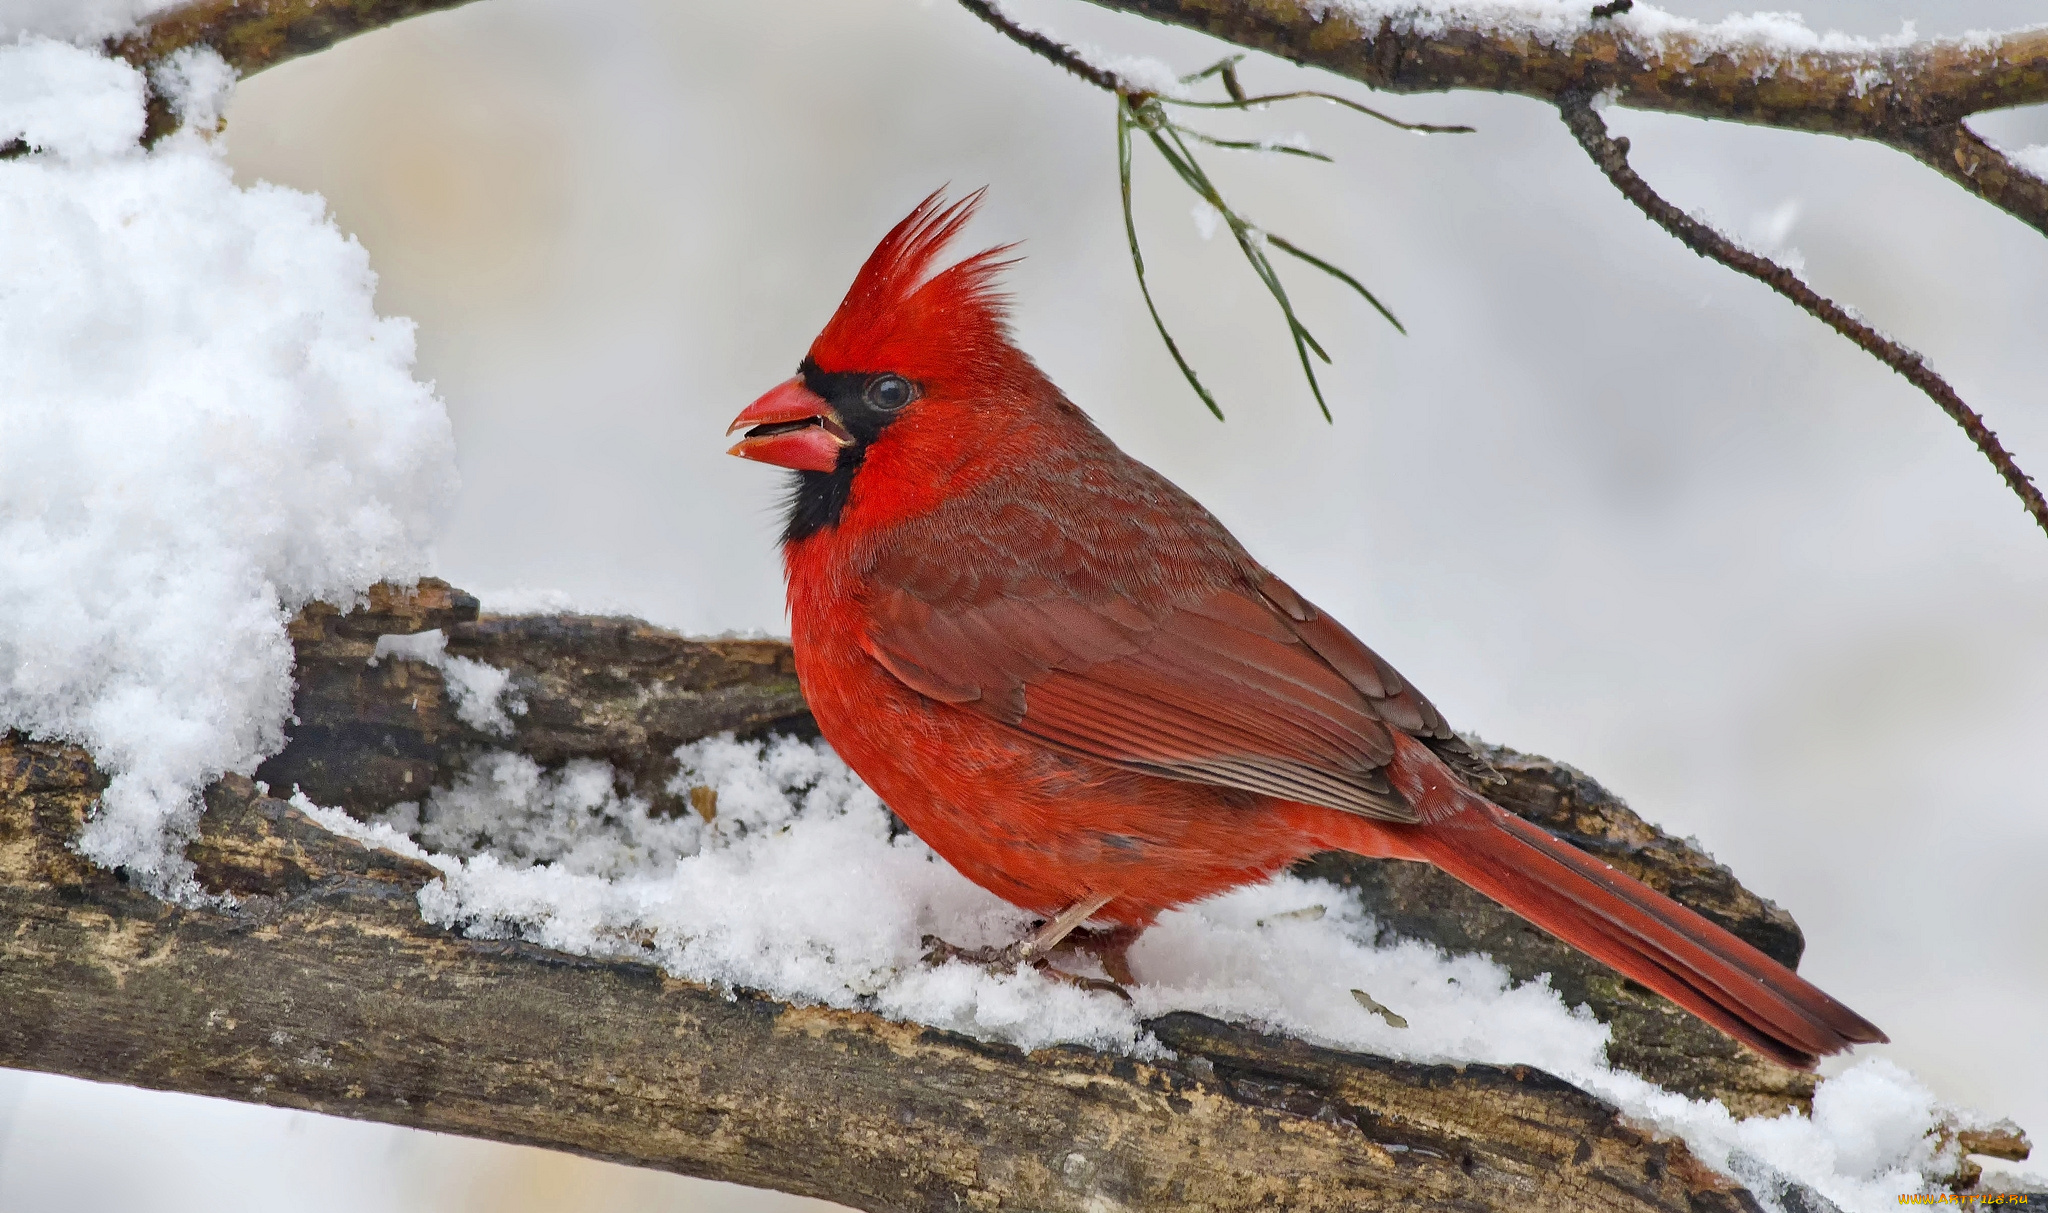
[0,39,456,896]
[292,732,2029,1213]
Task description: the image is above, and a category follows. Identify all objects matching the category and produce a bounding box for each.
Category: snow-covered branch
[107,1,2048,237]
[1079,1,2048,237]
[1,583,2034,1211]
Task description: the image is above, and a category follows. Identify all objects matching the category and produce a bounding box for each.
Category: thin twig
[1558,94,2048,538]
[956,0,1124,93]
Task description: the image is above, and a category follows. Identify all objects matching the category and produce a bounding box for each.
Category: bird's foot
[919,893,1135,997]
[918,934,1133,1001]
[1028,957,1133,1001]
[1057,924,1141,987]
[919,934,1031,972]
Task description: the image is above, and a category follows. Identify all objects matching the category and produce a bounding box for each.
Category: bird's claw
[919,934,1029,972]
[920,932,1133,1001]
[1030,958,1133,1001]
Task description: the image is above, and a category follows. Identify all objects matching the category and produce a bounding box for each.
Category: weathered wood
[256,579,809,819]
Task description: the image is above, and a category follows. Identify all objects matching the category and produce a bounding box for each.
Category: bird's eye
[865,374,915,411]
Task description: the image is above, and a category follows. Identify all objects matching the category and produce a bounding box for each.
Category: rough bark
[255,579,810,821]
[5,581,2033,1210]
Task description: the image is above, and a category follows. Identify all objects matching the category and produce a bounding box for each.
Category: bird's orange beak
[726,377,853,473]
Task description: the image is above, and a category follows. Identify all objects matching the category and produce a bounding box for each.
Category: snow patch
[369,629,525,735]
[298,732,2027,1212]
[2011,145,2048,184]
[0,39,456,897]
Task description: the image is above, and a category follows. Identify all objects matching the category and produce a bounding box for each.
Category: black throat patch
[779,358,910,544]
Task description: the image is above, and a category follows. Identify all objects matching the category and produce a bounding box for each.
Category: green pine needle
[1114,66,1465,420]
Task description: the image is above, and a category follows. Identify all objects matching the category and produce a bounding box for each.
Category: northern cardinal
[726,190,1883,1069]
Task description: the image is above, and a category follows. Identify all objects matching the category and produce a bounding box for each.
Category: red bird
[726,190,1884,1069]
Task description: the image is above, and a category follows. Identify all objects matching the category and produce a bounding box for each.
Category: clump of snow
[368,630,524,734]
[0,37,143,158]
[0,39,456,896]
[2011,145,2048,184]
[291,732,2025,1212]
[149,43,235,133]
[0,0,186,46]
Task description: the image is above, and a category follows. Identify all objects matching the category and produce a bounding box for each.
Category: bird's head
[726,189,1038,540]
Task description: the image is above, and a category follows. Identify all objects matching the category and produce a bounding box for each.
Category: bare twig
[1558,94,2048,539]
[956,0,1126,92]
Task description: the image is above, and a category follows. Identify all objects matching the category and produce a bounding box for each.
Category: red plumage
[727,190,1884,1070]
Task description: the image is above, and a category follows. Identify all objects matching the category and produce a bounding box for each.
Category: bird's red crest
[808,189,1018,379]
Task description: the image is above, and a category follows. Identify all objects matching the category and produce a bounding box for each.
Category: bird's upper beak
[726,376,854,473]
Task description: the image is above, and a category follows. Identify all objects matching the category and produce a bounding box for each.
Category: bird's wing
[862,543,1481,823]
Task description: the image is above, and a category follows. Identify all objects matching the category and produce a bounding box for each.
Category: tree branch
[21,582,2014,1211]
[1901,120,2048,241]
[109,0,487,141]
[1556,93,2048,539]
[956,2,2048,538]
[1080,2,2048,238]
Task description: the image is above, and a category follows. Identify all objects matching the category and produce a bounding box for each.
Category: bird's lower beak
[726,377,853,473]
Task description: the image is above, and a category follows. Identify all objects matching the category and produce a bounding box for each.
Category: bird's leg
[1054,924,1142,987]
[1021,893,1116,959]
[921,893,1122,991]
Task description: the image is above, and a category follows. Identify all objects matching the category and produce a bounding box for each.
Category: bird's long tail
[1342,734,1887,1069]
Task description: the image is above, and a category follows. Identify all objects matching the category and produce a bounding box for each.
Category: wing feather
[857,473,1479,822]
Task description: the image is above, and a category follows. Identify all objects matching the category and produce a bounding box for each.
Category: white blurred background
[2,1,2043,1208]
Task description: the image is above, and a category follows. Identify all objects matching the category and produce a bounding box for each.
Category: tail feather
[1375,734,1885,1069]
